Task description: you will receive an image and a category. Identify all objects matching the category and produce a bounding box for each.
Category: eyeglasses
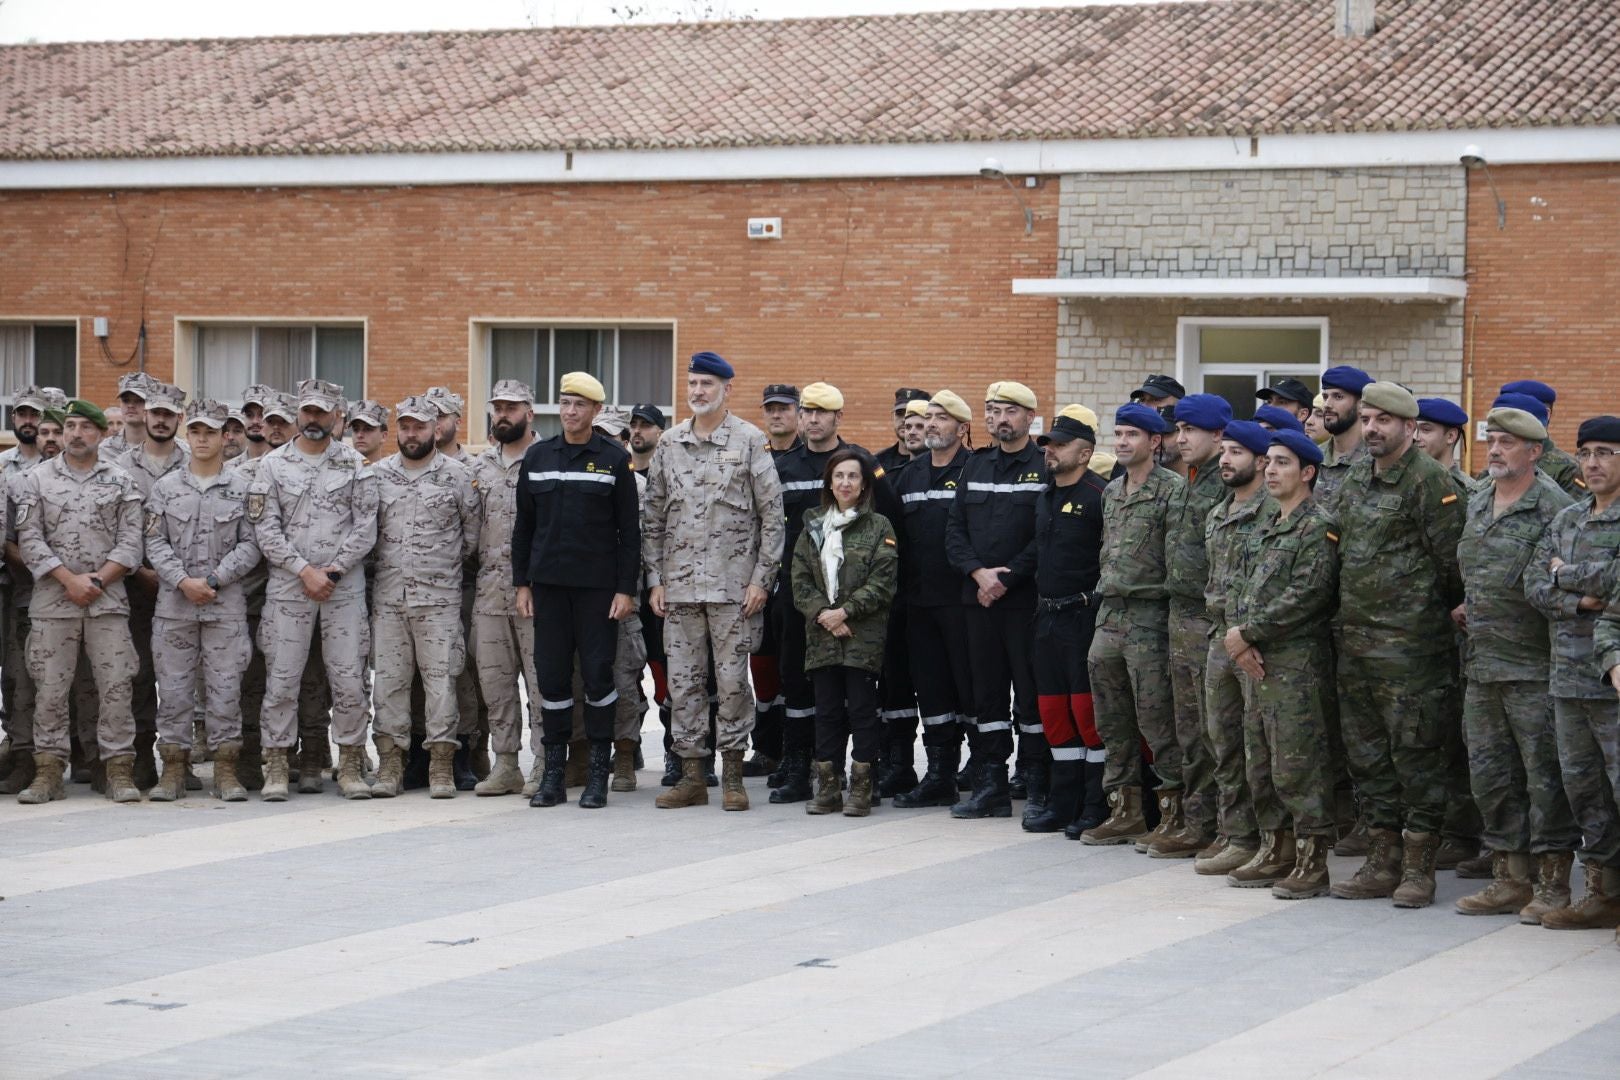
[1575,448,1620,462]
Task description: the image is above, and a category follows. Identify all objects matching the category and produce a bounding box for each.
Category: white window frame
[173,316,369,405]
[0,317,80,432]
[1175,315,1329,396]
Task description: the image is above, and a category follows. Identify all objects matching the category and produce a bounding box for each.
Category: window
[487,324,674,437]
[189,323,365,406]
[1176,317,1327,420]
[0,321,78,428]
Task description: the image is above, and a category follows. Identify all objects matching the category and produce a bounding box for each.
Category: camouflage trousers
[1336,650,1454,834]
[373,603,464,747]
[472,610,538,755]
[612,611,648,742]
[1088,598,1177,792]
[1443,667,1482,846]
[260,596,371,749]
[455,586,486,738]
[153,616,251,750]
[1203,639,1258,844]
[1168,599,1217,834]
[1553,696,1620,868]
[1465,681,1579,854]
[664,602,759,758]
[27,613,138,761]
[1242,637,1335,838]
[2,597,35,754]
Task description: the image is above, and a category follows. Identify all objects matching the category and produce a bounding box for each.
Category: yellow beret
[800,382,845,411]
[1088,451,1117,477]
[1486,407,1548,442]
[986,380,1037,410]
[1360,380,1418,420]
[903,399,929,418]
[929,389,972,423]
[559,371,606,403]
[1058,403,1099,429]
[1312,393,1325,410]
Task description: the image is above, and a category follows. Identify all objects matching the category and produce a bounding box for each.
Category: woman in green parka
[790,447,899,817]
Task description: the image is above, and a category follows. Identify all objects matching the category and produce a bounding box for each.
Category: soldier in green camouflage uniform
[1313,365,1374,510]
[1498,380,1588,498]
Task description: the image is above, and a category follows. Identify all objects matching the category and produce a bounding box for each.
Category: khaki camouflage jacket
[15,454,144,619]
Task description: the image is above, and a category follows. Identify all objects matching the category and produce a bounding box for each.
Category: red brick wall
[1465,162,1620,447]
[0,177,1058,449]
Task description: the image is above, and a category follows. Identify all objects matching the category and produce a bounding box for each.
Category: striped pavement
[1,726,1616,1080]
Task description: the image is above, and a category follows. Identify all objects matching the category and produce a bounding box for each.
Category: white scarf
[819,507,859,605]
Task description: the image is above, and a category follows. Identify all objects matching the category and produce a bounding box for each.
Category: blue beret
[688,351,735,379]
[1172,393,1233,432]
[1221,419,1271,457]
[1416,398,1469,428]
[1492,393,1549,425]
[1500,379,1556,404]
[1114,402,1172,435]
[1269,429,1324,467]
[1321,365,1375,395]
[1253,404,1305,433]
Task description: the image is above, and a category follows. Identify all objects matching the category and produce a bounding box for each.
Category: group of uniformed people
[3,352,1619,946]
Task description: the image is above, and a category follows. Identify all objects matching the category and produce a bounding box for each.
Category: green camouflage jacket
[1458,477,1572,682]
[1232,498,1340,648]
[1163,453,1227,607]
[1525,495,1620,699]
[1203,488,1277,633]
[791,506,898,674]
[1097,465,1184,602]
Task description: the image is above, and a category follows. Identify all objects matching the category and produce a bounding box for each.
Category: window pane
[32,325,76,396]
[1200,327,1320,365]
[1204,373,1260,421]
[1265,371,1320,397]
[618,328,673,407]
[491,328,542,402]
[316,326,365,400]
[0,325,29,399]
[257,327,313,393]
[196,326,254,401]
[554,329,610,397]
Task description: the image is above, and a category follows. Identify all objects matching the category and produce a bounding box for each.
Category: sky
[0,0,1185,43]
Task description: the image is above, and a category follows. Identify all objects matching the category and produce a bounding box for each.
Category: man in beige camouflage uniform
[101,371,157,458]
[0,385,51,796]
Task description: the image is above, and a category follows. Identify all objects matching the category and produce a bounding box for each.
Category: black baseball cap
[891,388,930,414]
[762,384,800,406]
[630,404,667,429]
[1129,375,1186,403]
[1256,378,1315,407]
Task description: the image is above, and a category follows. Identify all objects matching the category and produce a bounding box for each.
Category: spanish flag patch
[883,536,897,547]
[1441,493,1458,505]
[1326,531,1340,543]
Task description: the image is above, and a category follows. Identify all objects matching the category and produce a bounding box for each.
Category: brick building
[1,0,1616,450]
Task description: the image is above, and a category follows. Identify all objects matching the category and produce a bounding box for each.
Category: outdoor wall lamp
[1461,145,1507,230]
[980,157,1034,234]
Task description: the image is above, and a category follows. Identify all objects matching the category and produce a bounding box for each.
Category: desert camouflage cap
[425,385,465,416]
[488,379,533,404]
[11,384,50,412]
[594,406,630,437]
[349,399,388,428]
[395,395,439,423]
[296,378,345,413]
[240,384,277,408]
[184,398,230,429]
[144,381,187,414]
[41,387,68,409]
[262,392,298,422]
[117,371,159,399]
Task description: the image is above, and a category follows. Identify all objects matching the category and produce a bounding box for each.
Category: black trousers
[963,601,1039,763]
[750,590,786,758]
[879,604,918,748]
[533,585,618,746]
[906,603,974,748]
[775,596,817,754]
[812,665,882,766]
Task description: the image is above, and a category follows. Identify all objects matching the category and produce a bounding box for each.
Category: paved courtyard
[1,723,1617,1080]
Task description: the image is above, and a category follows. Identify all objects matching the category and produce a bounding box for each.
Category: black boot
[452,736,479,791]
[403,735,430,790]
[950,762,1012,819]
[956,753,976,792]
[767,758,787,788]
[1008,758,1028,801]
[894,745,959,808]
[769,750,813,804]
[661,750,682,787]
[529,745,568,807]
[1024,759,1082,833]
[578,742,612,809]
[1066,759,1108,839]
[704,754,719,788]
[878,739,919,799]
[1020,756,1051,825]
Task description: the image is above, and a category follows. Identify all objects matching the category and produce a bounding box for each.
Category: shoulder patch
[144,510,160,536]
[883,535,897,547]
[13,504,28,527]
[246,492,266,523]
[1440,493,1458,505]
[1326,531,1340,543]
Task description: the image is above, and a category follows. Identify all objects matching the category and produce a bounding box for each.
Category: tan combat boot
[371,735,405,798]
[147,744,189,802]
[16,753,66,805]
[0,750,37,796]
[1079,786,1147,846]
[1520,851,1575,925]
[1331,827,1404,899]
[1334,814,1371,857]
[1273,835,1331,899]
[1228,830,1296,888]
[428,742,456,799]
[721,749,749,812]
[261,747,291,802]
[105,754,142,803]
[807,760,843,815]
[475,752,526,796]
[522,758,543,799]
[612,738,639,793]
[1392,830,1440,908]
[1194,836,1260,876]
[1135,789,1184,853]
[1540,864,1620,930]
[1146,791,1207,858]
[336,744,372,800]
[565,739,589,787]
[1436,836,1479,871]
[844,760,874,818]
[213,741,248,802]
[1455,851,1533,916]
[655,756,709,809]
[297,740,326,794]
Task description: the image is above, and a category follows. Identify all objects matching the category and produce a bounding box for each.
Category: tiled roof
[1,0,1615,160]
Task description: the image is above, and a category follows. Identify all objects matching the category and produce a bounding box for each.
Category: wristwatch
[88,575,104,590]
[206,574,220,591]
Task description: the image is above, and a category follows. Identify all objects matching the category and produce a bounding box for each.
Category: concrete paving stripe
[444,862,1282,1079]
[1136,924,1618,1080]
[0,796,119,826]
[0,815,1044,1079]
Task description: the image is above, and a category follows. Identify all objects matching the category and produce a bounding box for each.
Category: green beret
[1360,380,1418,420]
[65,399,109,430]
[1486,407,1548,442]
[42,407,66,427]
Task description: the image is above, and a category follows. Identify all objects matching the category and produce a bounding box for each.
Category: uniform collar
[1369,441,1421,485]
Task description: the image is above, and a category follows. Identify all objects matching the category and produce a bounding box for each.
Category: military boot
[1454,852,1494,879]
[261,747,291,802]
[529,744,569,807]
[1436,836,1479,871]
[956,754,976,792]
[0,751,36,796]
[895,745,960,809]
[337,744,372,800]
[1272,835,1332,899]
[704,754,719,787]
[1455,851,1533,916]
[1331,827,1404,899]
[611,738,639,792]
[1008,758,1028,801]
[475,752,526,796]
[69,739,92,784]
[0,736,11,778]
[470,731,491,780]
[1194,837,1261,876]
[371,735,405,798]
[1019,756,1051,821]
[564,739,589,787]
[951,762,1012,819]
[807,760,844,815]
[1334,814,1371,857]
[1392,830,1441,908]
[1520,851,1575,925]
[296,740,325,794]
[16,753,66,805]
[1145,791,1205,858]
[1228,830,1296,888]
[105,754,142,803]
[660,750,683,787]
[1079,786,1147,845]
[879,740,918,800]
[1066,760,1108,839]
[742,751,779,779]
[402,735,430,790]
[1540,864,1620,930]
[770,750,813,804]
[452,736,479,791]
[147,744,189,802]
[720,749,749,811]
[845,760,875,818]
[1023,758,1081,833]
[655,756,709,809]
[212,741,248,802]
[238,733,264,792]
[132,734,158,791]
[578,742,612,809]
[90,758,107,795]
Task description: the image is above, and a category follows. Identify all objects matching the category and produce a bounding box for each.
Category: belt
[1037,592,1093,613]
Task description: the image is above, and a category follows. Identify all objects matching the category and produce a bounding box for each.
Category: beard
[1222,462,1258,488]
[147,427,176,444]
[15,427,36,445]
[492,420,529,445]
[245,431,266,443]
[300,422,330,442]
[399,439,434,461]
[1325,411,1358,436]
[689,397,723,417]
